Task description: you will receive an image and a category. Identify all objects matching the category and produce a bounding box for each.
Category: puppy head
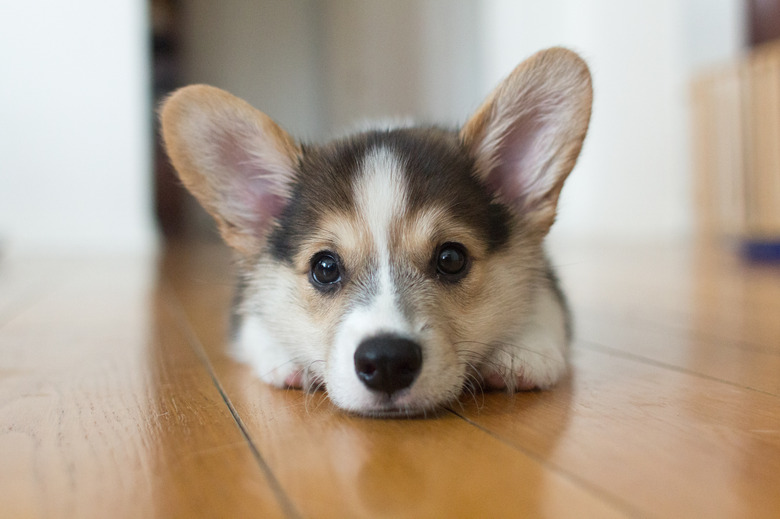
[160,48,592,416]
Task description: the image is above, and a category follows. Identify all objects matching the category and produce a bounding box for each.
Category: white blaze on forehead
[354,146,408,248]
[355,147,406,312]
[352,146,409,334]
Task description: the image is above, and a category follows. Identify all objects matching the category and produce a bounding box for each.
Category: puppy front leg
[233,315,305,388]
[480,283,569,391]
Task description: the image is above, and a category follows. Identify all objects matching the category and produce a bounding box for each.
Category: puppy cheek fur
[390,228,544,405]
[236,259,333,383]
[439,232,543,362]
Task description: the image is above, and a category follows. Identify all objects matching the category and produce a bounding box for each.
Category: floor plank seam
[448,408,642,518]
[578,340,780,398]
[578,306,780,356]
[162,283,303,519]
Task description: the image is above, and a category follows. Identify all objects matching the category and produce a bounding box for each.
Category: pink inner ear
[466,50,591,217]
[248,182,286,231]
[485,108,552,208]
[214,130,293,237]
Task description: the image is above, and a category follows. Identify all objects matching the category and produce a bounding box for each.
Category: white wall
[0,0,153,254]
[4,1,739,253]
[319,0,481,133]
[178,0,482,140]
[179,0,744,242]
[481,0,745,240]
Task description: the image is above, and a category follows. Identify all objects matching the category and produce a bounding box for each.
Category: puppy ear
[461,47,592,231]
[159,85,301,255]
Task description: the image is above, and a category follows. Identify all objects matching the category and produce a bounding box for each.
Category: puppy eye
[435,242,468,278]
[310,251,341,287]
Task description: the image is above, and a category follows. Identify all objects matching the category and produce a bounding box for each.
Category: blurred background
[1,0,777,255]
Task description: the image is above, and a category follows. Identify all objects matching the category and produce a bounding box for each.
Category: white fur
[354,146,407,254]
[480,281,568,389]
[235,263,320,389]
[234,314,301,386]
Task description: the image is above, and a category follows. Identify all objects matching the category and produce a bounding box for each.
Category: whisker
[456,338,561,363]
[301,360,327,415]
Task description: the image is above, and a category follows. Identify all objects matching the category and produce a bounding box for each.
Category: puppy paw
[479,283,570,391]
[482,370,539,391]
[479,345,567,392]
[258,364,306,389]
[233,316,304,389]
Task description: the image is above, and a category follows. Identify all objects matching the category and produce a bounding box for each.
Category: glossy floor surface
[1,240,778,518]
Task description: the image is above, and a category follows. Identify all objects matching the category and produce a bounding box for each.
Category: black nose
[354,335,423,395]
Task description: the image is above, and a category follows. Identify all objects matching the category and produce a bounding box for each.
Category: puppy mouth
[352,402,441,419]
[359,408,438,419]
[347,390,451,419]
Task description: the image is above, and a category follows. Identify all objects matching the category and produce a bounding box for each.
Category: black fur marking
[268,142,360,262]
[379,127,512,252]
[267,127,513,262]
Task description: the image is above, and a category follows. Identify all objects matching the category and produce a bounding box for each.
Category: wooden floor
[1,239,779,518]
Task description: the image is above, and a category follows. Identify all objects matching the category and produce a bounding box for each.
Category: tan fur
[160,85,301,255]
[394,207,489,266]
[460,47,592,232]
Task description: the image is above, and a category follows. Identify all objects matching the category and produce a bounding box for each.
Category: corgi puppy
[160,48,592,417]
